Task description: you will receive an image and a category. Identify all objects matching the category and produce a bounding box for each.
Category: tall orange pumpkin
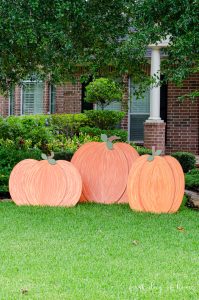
[127,148,185,213]
[71,134,139,204]
[9,153,82,207]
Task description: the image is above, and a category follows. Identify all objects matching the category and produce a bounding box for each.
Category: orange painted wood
[115,143,139,203]
[9,159,37,205]
[71,142,98,202]
[164,156,185,213]
[9,159,82,207]
[71,141,139,204]
[56,160,82,207]
[127,155,185,213]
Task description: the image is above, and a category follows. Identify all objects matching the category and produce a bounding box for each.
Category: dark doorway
[81,77,93,112]
[160,75,168,123]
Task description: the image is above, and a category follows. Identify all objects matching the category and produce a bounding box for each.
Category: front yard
[0,201,198,299]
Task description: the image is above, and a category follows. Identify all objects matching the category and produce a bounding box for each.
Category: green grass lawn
[0,200,198,300]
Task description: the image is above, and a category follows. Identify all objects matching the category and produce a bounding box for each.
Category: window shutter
[22,82,44,115]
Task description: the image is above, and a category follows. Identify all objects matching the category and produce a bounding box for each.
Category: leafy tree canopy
[85,78,123,109]
[0,0,198,97]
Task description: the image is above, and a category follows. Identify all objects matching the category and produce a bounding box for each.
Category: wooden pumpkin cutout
[71,135,139,204]
[9,159,37,206]
[9,153,82,207]
[127,147,185,213]
[115,142,139,203]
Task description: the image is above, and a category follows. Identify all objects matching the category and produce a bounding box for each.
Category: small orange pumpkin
[71,134,139,204]
[9,153,82,207]
[127,148,185,213]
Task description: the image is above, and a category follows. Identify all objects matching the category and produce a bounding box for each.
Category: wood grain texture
[9,159,82,207]
[127,155,184,213]
[115,143,139,204]
[71,142,98,202]
[71,141,139,204]
[57,160,82,207]
[9,159,37,205]
[164,156,185,213]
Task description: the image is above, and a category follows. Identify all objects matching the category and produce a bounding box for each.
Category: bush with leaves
[85,78,123,110]
[130,143,152,155]
[0,143,41,193]
[185,169,199,191]
[84,110,125,130]
[79,126,127,142]
[171,152,196,173]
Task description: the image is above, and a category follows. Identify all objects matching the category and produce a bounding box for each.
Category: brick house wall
[0,73,198,155]
[0,94,9,117]
[55,78,82,114]
[166,73,199,154]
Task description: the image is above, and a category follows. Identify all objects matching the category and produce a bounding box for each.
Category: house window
[101,101,122,111]
[129,81,150,142]
[22,81,44,115]
[50,85,56,114]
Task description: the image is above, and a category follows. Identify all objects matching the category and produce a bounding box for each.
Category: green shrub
[84,110,125,130]
[85,78,123,110]
[54,150,75,162]
[0,145,42,193]
[79,127,127,142]
[130,143,152,155]
[171,152,196,173]
[185,168,199,191]
[0,114,89,152]
[49,113,88,136]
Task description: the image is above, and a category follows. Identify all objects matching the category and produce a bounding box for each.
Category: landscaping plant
[85,78,123,110]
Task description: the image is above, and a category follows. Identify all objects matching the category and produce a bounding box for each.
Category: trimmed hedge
[79,126,128,142]
[0,146,41,193]
[130,143,152,155]
[185,168,199,191]
[84,110,125,130]
[171,152,196,173]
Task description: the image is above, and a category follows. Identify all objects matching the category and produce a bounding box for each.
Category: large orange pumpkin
[9,153,82,207]
[127,148,185,213]
[71,134,139,204]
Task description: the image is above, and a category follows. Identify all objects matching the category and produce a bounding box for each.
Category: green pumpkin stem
[100,134,120,150]
[147,146,162,162]
[41,152,56,165]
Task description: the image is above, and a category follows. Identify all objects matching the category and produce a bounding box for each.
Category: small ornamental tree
[85,78,123,110]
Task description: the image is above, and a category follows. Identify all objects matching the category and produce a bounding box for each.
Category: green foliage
[0,0,198,100]
[171,151,196,173]
[185,169,199,191]
[53,150,75,162]
[49,114,88,137]
[79,126,127,142]
[84,110,125,130]
[130,143,152,155]
[0,1,130,93]
[85,78,123,110]
[0,114,89,152]
[130,0,199,99]
[0,144,41,193]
